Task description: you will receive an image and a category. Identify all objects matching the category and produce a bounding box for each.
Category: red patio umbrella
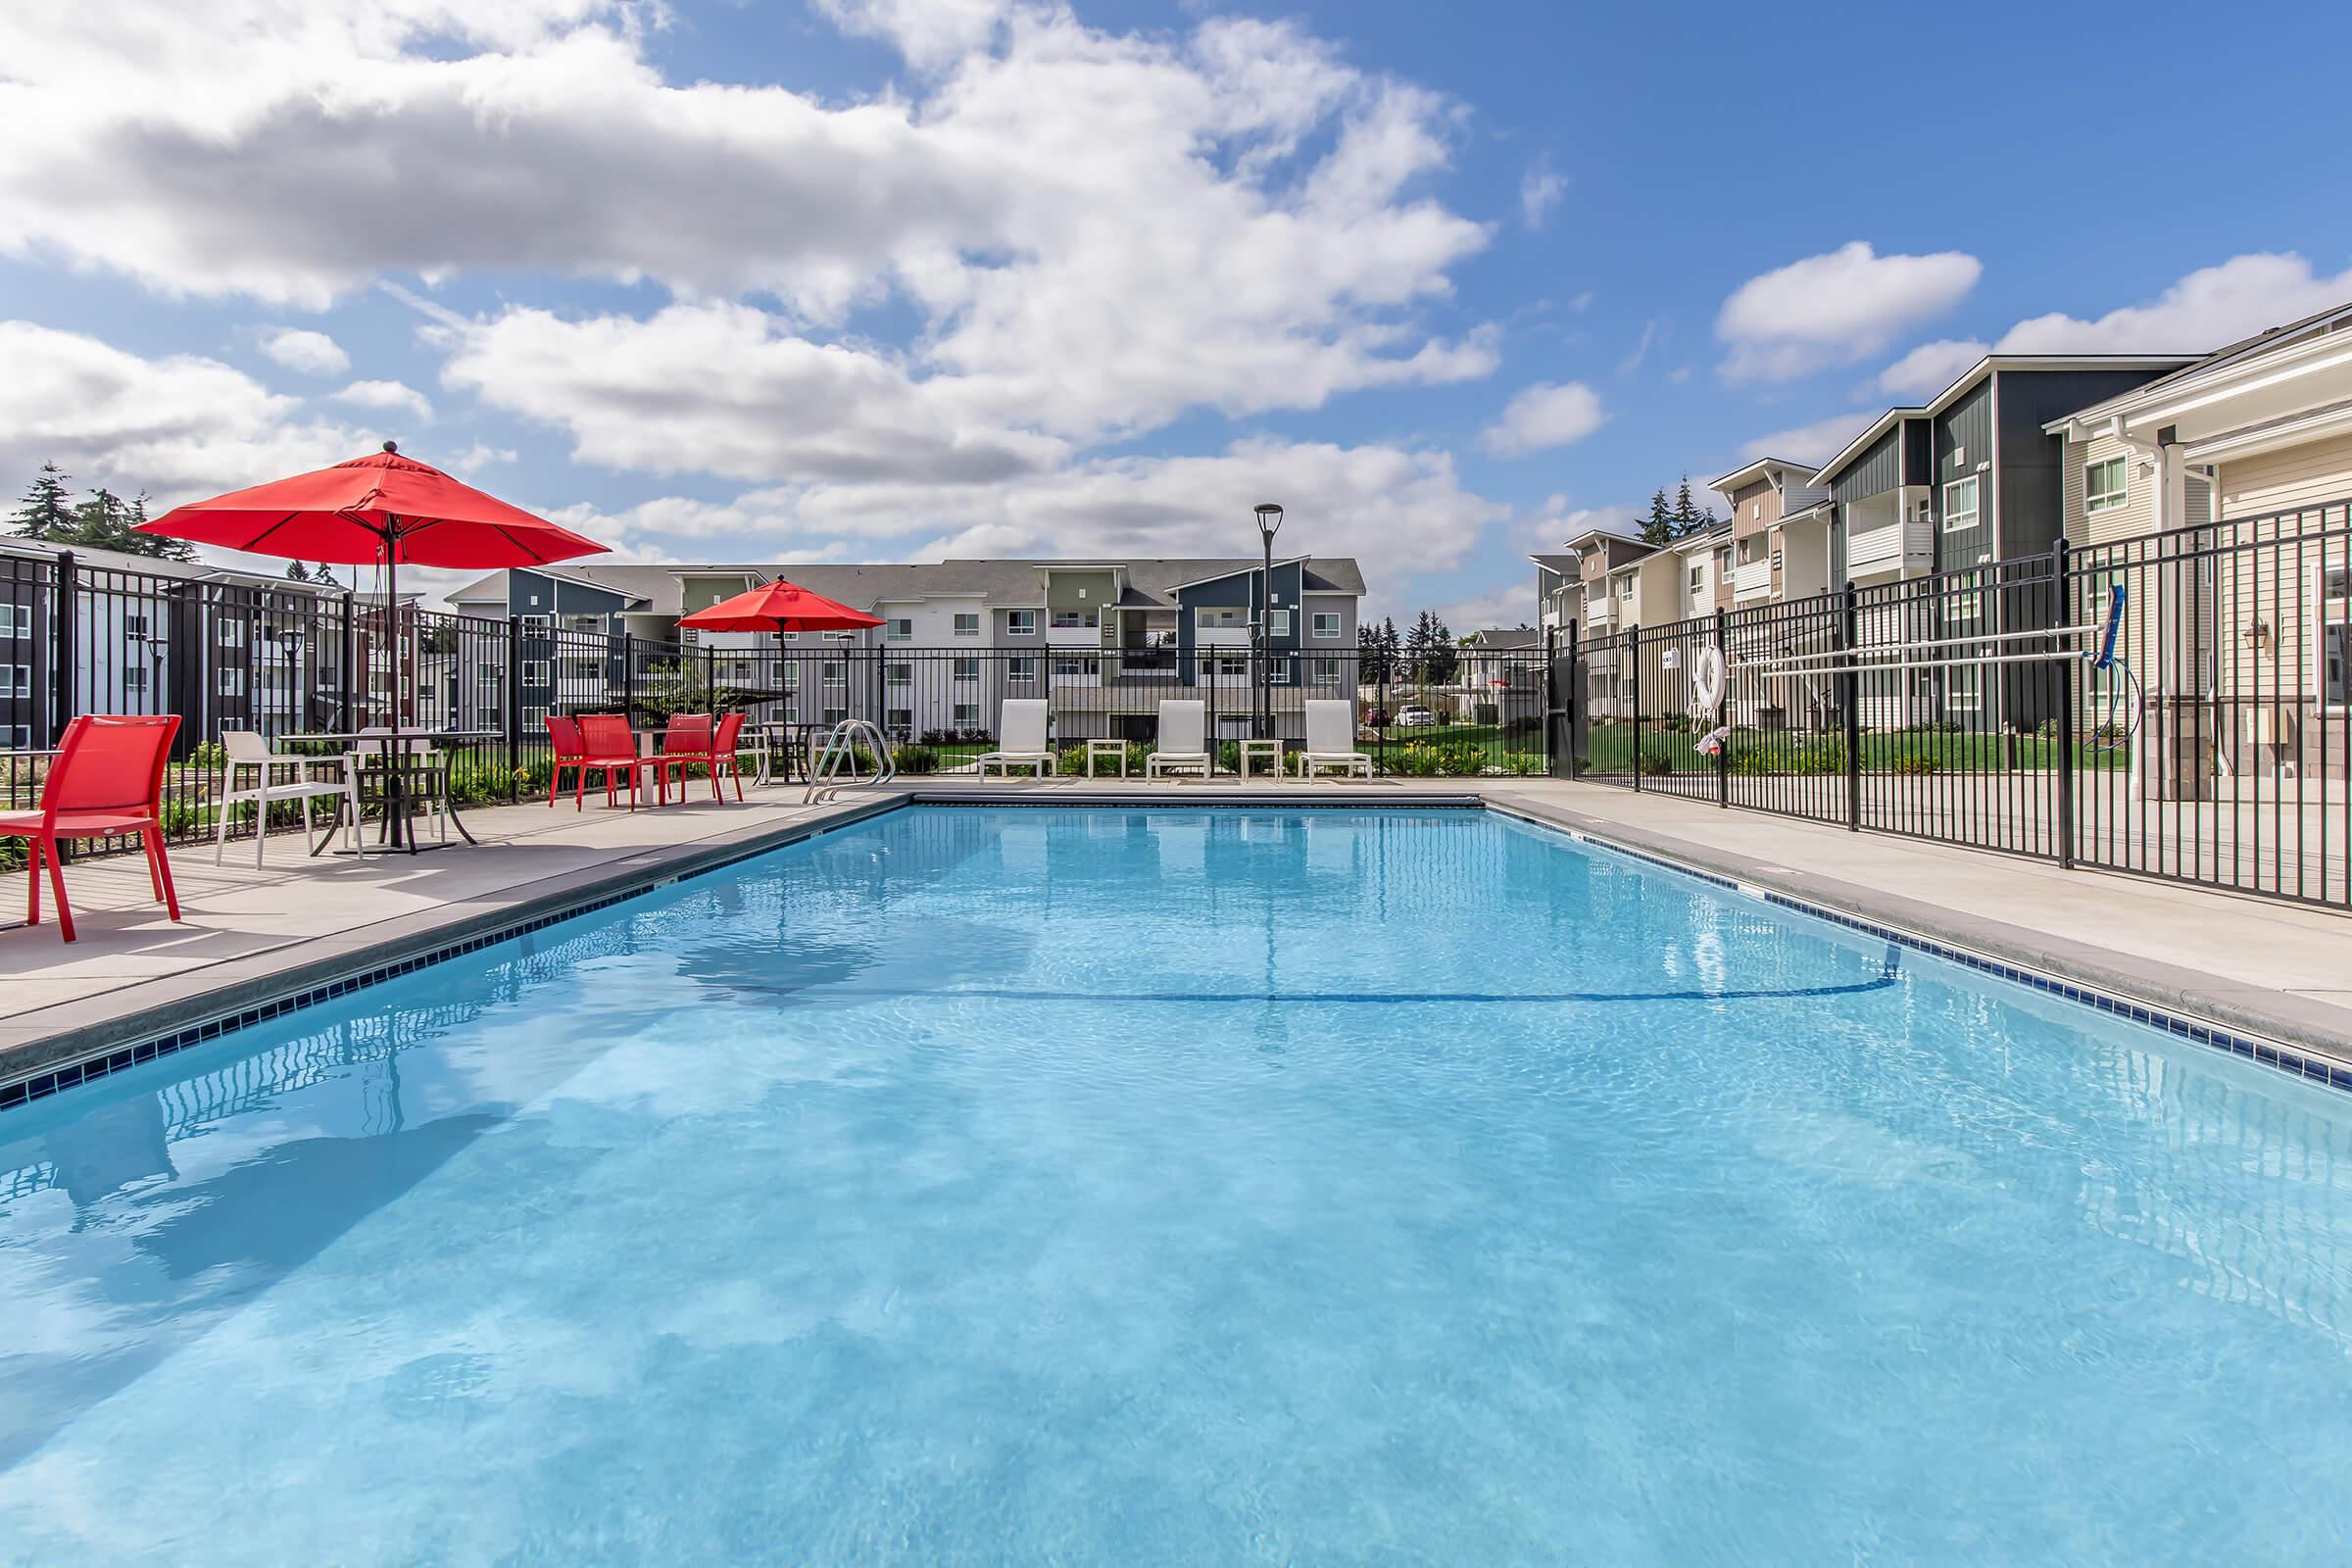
[137,441,608,724]
[678,579,883,633]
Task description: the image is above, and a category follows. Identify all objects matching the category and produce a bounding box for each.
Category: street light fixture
[1252,503,1284,740]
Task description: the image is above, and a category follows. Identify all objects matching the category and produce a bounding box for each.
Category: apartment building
[2050,301,2352,791]
[1707,459,1830,608]
[0,538,357,751]
[448,555,1366,743]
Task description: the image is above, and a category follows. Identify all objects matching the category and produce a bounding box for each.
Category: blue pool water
[3,806,2350,1564]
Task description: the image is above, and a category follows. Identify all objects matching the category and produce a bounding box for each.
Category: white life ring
[1690,645,1726,712]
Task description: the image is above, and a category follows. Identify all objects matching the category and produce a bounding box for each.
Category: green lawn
[1578,722,2133,777]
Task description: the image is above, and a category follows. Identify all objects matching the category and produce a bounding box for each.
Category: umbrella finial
[381,440,398,454]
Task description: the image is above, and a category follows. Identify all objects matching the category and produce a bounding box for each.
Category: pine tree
[312,563,339,587]
[10,463,74,541]
[286,562,311,583]
[1640,486,1674,546]
[68,487,133,553]
[1671,475,1717,538]
[1424,614,1458,685]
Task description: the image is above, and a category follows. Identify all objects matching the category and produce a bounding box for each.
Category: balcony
[1846,519,1934,577]
[1733,559,1773,602]
[1585,598,1618,629]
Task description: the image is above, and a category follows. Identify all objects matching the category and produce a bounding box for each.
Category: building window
[885,708,914,734]
[478,665,504,689]
[3,663,29,699]
[1196,608,1246,630]
[1941,476,1980,534]
[1310,612,1341,639]
[1052,656,1098,677]
[1616,576,1633,602]
[954,657,981,681]
[1313,658,1343,683]
[2319,562,2350,707]
[780,663,800,690]
[2084,456,2129,515]
[1716,547,1732,579]
[821,661,846,687]
[821,706,848,726]
[1687,563,1705,597]
[523,706,549,729]
[886,618,912,641]
[217,667,245,697]
[7,726,27,750]
[1270,662,1294,685]
[217,617,245,648]
[824,629,858,643]
[123,666,149,694]
[1050,610,1096,630]
[123,612,150,640]
[953,612,981,637]
[1210,655,1248,677]
[1008,657,1038,682]
[520,661,551,687]
[520,613,552,636]
[1006,611,1037,636]
[953,702,981,727]
[1269,609,1292,637]
[1946,664,1982,713]
[0,604,26,638]
[886,662,912,685]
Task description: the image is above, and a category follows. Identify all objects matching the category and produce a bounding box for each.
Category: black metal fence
[0,550,1549,859]
[1564,498,2352,911]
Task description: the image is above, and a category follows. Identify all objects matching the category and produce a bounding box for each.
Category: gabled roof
[2043,299,2352,437]
[0,535,341,595]
[1466,626,1540,649]
[1527,552,1578,574]
[1709,457,1816,493]
[1810,353,2198,487]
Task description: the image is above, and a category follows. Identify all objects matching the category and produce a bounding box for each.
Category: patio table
[286,729,502,855]
[750,720,832,787]
[1237,738,1285,783]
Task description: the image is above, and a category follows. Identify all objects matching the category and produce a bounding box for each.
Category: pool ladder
[802,718,899,805]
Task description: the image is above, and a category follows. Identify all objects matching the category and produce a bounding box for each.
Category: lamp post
[1252,503,1284,740]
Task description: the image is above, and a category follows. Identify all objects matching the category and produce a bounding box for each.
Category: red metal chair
[648,713,713,805]
[704,711,748,802]
[572,713,650,810]
[546,714,586,808]
[1,714,184,944]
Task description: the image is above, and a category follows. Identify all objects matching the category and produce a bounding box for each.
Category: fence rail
[1563,497,2352,912]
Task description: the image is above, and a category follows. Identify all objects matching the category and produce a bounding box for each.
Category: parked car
[1395,705,1438,728]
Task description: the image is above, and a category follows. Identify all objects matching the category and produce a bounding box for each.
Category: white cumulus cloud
[330,378,435,422]
[1877,338,1989,398]
[258,327,350,376]
[1717,241,1981,381]
[1478,382,1605,458]
[1994,252,2352,354]
[1737,414,1869,467]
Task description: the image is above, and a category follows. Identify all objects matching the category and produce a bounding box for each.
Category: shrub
[1728,747,1775,776]
[190,741,227,770]
[1433,742,1485,776]
[1889,753,1941,776]
[1384,743,1442,777]
[1635,749,1674,776]
[1790,738,1848,776]
[894,744,938,775]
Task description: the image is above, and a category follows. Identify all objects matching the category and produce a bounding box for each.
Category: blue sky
[4,0,2348,627]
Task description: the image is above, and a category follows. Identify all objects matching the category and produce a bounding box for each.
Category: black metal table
[287,729,503,855]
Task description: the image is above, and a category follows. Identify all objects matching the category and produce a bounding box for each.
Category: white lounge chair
[1146,700,1212,780]
[1299,700,1373,780]
[975,700,1054,778]
[215,729,363,863]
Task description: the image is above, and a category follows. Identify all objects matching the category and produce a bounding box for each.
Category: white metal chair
[1145,700,1212,780]
[215,730,363,864]
[1300,700,1374,780]
[975,700,1055,778]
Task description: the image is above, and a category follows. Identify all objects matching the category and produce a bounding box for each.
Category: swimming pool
[3,805,2349,1563]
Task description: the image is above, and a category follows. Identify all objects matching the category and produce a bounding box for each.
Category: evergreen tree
[1640,486,1674,546]
[312,562,339,587]
[10,463,74,541]
[1357,615,1395,686]
[68,487,134,553]
[1423,614,1459,685]
[1671,475,1716,537]
[286,562,311,583]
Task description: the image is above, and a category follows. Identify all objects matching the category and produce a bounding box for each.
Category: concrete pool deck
[1,775,2346,1098]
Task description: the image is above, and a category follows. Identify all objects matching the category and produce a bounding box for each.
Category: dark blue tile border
[1533,816,2352,1098]
[9,796,2344,1116]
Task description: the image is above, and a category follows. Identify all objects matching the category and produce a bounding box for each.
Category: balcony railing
[1586,598,1618,628]
[1846,519,1934,575]
[1733,559,1773,602]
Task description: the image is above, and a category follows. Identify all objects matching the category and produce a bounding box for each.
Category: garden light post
[1253,502,1283,740]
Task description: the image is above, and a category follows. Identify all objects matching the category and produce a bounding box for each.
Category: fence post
[706,643,717,712]
[1714,606,1730,809]
[338,590,356,731]
[621,632,637,723]
[1627,625,1642,792]
[506,614,523,801]
[1841,579,1862,831]
[2053,538,2076,868]
[50,551,76,746]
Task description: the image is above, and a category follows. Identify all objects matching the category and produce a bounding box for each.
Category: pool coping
[5,786,2345,1114]
[1481,789,2352,1087]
